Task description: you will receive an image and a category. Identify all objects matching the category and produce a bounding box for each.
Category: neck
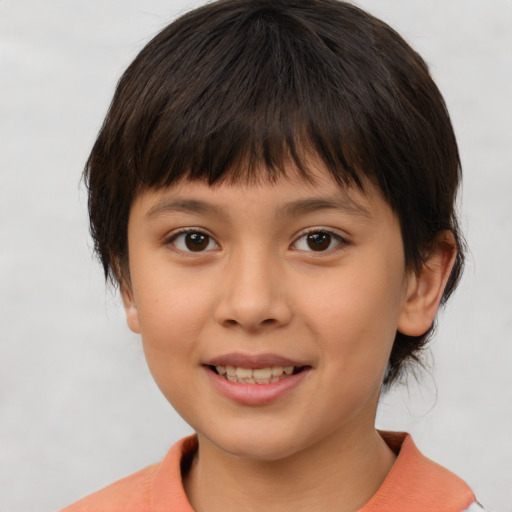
[184,426,396,512]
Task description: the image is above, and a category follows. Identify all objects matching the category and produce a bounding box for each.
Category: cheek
[133,278,214,407]
[301,260,405,369]
[132,270,214,356]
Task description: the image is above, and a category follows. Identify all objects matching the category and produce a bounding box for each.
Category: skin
[121,163,456,512]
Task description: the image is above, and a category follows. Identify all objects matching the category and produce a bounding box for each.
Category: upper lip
[205,352,310,369]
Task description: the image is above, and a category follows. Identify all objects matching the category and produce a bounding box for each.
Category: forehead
[130,163,389,225]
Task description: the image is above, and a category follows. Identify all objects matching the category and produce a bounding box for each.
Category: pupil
[307,233,330,251]
[185,233,208,251]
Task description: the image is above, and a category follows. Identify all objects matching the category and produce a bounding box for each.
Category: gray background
[0,0,510,510]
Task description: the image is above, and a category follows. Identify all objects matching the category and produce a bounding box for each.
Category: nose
[214,249,292,332]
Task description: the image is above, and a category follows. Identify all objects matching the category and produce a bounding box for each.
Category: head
[85,0,464,389]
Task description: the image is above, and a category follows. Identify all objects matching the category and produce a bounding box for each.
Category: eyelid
[165,227,220,253]
[291,227,349,252]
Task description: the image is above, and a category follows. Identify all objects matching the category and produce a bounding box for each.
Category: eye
[169,230,219,252]
[293,230,345,252]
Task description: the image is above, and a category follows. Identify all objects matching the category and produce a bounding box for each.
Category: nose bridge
[215,242,291,331]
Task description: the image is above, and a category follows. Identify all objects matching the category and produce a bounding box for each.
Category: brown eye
[170,231,218,252]
[306,232,332,251]
[185,233,209,251]
[293,230,345,253]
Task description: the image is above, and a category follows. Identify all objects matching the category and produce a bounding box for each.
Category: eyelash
[165,228,348,254]
[166,228,219,253]
[291,229,348,253]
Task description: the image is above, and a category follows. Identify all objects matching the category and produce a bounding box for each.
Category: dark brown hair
[85,0,465,387]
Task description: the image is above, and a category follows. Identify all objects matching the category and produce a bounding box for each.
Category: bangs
[105,1,381,190]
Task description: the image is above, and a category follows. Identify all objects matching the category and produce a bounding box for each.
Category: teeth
[236,367,253,379]
[253,367,272,384]
[253,368,272,379]
[214,365,299,384]
[271,366,283,376]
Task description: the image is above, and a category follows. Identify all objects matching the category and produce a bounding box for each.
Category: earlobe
[121,286,141,334]
[398,232,457,337]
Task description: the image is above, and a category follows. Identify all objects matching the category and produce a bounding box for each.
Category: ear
[113,254,141,334]
[121,284,141,334]
[398,232,457,337]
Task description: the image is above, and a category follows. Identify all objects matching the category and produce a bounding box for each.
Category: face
[122,164,415,461]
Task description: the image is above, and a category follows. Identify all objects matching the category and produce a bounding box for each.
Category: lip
[205,352,308,369]
[203,352,312,406]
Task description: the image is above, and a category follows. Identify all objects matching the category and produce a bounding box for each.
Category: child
[62,0,487,510]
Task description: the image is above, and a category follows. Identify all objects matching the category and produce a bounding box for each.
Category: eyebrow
[277,197,372,219]
[145,195,372,219]
[146,199,220,218]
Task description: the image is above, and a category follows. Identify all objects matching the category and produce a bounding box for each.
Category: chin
[220,439,302,462]
[198,422,320,463]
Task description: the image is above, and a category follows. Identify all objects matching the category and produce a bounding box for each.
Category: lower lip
[204,367,311,406]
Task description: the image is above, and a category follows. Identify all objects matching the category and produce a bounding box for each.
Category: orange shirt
[60,432,479,512]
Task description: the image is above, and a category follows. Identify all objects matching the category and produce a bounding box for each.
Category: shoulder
[362,432,482,512]
[60,435,198,512]
[59,463,158,512]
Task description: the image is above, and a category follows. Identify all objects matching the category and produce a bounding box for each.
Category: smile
[205,361,311,405]
[204,353,312,403]
[213,365,300,384]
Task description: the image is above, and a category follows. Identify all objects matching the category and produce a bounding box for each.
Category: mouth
[208,364,309,384]
[204,354,312,404]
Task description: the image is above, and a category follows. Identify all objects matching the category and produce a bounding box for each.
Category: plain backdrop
[0,1,511,510]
